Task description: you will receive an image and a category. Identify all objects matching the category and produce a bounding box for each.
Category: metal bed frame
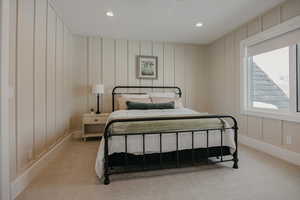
[103,86,238,185]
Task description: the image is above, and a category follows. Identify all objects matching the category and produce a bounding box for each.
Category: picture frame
[137,55,158,79]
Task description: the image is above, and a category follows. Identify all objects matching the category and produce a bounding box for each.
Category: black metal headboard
[112,86,182,111]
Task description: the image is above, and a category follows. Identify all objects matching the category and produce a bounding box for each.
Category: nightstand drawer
[83,116,107,124]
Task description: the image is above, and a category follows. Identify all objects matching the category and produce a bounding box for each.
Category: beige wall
[9,0,74,181]
[70,37,209,130]
[206,0,300,153]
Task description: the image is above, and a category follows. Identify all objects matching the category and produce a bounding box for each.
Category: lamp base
[96,94,101,114]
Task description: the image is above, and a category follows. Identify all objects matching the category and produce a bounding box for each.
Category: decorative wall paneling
[9,0,74,180]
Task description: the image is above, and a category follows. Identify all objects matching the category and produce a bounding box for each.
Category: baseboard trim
[11,133,72,199]
[239,135,300,166]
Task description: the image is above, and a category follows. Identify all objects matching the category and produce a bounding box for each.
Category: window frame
[240,16,300,122]
[297,44,300,112]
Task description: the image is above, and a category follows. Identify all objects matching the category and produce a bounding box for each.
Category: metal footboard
[103,115,238,185]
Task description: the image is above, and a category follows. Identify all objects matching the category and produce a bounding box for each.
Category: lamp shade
[92,84,104,94]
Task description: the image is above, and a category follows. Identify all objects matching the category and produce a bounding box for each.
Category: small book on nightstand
[81,113,109,141]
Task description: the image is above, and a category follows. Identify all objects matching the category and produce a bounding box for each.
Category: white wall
[1,0,11,198]
[206,0,300,153]
[9,0,74,181]
[71,37,208,130]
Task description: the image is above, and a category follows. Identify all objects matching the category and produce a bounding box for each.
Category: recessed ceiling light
[195,22,203,27]
[106,11,114,17]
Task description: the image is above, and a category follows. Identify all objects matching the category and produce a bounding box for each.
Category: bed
[95,86,238,185]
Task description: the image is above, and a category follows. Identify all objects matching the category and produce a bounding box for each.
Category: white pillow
[121,94,149,99]
[117,94,151,110]
[148,92,176,98]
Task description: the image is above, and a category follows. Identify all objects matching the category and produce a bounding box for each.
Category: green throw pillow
[126,101,175,110]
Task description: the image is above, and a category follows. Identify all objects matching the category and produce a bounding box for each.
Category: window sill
[241,109,300,123]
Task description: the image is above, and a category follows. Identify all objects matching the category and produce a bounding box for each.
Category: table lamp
[92,84,104,114]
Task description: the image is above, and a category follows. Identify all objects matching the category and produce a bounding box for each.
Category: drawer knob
[94,119,98,122]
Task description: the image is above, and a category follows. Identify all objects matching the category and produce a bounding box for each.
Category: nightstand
[82,113,109,141]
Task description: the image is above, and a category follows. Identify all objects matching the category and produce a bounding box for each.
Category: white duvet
[95,108,236,179]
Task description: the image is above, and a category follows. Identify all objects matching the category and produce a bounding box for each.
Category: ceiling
[53,0,285,44]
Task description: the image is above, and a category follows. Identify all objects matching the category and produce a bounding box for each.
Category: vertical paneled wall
[71,37,208,130]
[206,0,300,153]
[34,0,47,159]
[16,0,35,174]
[102,39,115,113]
[46,3,57,147]
[9,0,74,180]
[71,37,88,130]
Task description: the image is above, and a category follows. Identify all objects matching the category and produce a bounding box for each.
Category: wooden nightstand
[82,113,109,141]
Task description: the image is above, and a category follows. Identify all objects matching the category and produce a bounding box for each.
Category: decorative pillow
[151,97,183,109]
[126,101,175,110]
[148,92,176,98]
[117,95,151,110]
[121,94,150,99]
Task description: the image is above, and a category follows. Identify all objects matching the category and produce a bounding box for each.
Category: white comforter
[95,108,236,179]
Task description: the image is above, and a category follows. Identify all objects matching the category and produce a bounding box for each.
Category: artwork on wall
[137,55,158,79]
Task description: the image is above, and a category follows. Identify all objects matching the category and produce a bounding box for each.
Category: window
[248,47,290,111]
[241,17,300,122]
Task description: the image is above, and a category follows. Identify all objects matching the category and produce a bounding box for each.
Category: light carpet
[16,136,300,200]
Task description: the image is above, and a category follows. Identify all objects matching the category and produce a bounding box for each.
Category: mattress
[95,108,236,179]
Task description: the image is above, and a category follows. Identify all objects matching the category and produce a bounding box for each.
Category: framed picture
[137,55,158,79]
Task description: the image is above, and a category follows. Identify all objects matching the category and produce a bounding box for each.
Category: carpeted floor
[16,136,300,200]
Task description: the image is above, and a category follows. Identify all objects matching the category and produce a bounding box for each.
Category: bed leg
[104,175,110,185]
[233,151,239,169]
[233,123,239,169]
[104,129,110,185]
[233,159,239,169]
